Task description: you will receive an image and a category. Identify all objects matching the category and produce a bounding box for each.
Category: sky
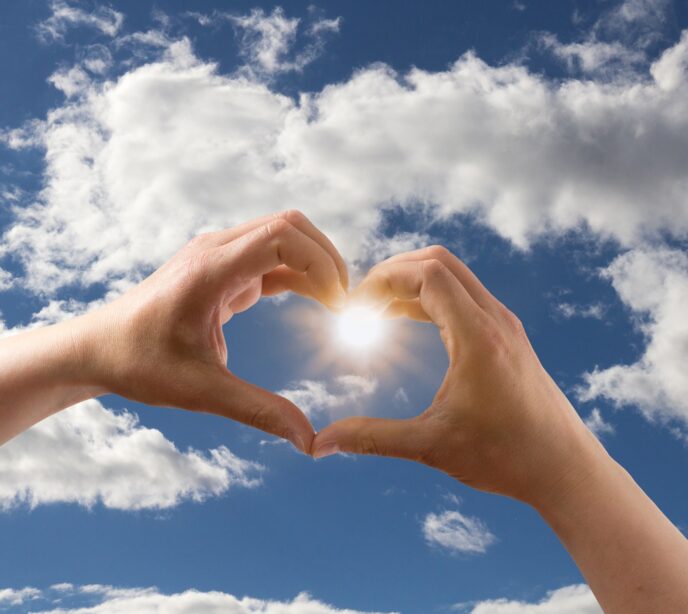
[0,0,687,612]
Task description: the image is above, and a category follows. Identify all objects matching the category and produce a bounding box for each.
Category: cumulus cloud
[422,509,496,555]
[277,375,378,420]
[37,1,124,42]
[0,399,263,510]
[459,583,602,613]
[0,584,394,614]
[3,21,688,295]
[584,408,615,438]
[580,248,688,424]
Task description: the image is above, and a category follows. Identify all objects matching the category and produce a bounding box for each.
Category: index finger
[349,259,488,353]
[186,210,349,290]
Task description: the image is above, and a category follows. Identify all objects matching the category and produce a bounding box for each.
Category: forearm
[0,316,103,445]
[532,428,688,613]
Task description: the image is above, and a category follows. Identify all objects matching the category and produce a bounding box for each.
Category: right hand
[312,246,605,507]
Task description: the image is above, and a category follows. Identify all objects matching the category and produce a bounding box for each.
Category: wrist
[52,312,111,401]
[526,417,617,520]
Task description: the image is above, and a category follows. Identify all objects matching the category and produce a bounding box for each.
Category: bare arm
[0,210,347,452]
[312,246,688,613]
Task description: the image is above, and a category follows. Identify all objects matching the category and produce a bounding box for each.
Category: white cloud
[0,587,41,606]
[580,248,688,424]
[277,375,377,420]
[0,399,263,510]
[584,408,615,438]
[539,34,645,75]
[37,1,124,43]
[0,268,13,291]
[422,509,496,555]
[197,7,340,77]
[0,585,395,614]
[4,27,688,294]
[460,583,602,614]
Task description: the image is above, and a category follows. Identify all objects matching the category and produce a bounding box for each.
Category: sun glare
[335,306,386,351]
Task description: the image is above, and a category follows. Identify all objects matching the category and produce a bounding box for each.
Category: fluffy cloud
[0,399,263,510]
[277,375,378,420]
[37,1,124,42]
[422,509,496,555]
[0,587,41,606]
[4,19,688,294]
[580,248,688,424]
[0,584,394,614]
[461,583,602,614]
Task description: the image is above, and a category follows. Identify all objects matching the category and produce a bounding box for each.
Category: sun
[334,306,386,351]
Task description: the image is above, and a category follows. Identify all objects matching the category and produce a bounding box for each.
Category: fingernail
[313,442,340,459]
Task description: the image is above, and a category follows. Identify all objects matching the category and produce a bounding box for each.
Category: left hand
[74,210,348,452]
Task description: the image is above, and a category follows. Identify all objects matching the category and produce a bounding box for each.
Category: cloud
[0,584,395,614]
[0,587,41,606]
[0,399,263,510]
[539,34,645,75]
[553,301,606,320]
[189,7,340,78]
[458,583,602,613]
[0,268,12,291]
[422,509,496,555]
[277,375,377,420]
[580,248,688,424]
[4,22,688,295]
[37,1,124,43]
[584,408,615,438]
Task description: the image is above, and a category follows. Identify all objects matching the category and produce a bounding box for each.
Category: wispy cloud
[277,375,377,420]
[37,1,124,43]
[0,399,263,510]
[584,408,615,439]
[422,509,496,555]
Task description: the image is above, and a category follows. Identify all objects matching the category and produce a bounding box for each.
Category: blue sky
[1,1,688,612]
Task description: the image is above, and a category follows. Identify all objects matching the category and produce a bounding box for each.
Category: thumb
[312,415,433,461]
[198,364,315,454]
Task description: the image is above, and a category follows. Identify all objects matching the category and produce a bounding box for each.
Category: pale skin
[0,212,686,612]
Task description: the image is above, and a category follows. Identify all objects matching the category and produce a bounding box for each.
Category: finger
[381,299,431,322]
[311,416,433,462]
[201,364,315,453]
[211,219,346,308]
[374,246,499,314]
[186,210,349,290]
[349,259,487,353]
[261,266,315,299]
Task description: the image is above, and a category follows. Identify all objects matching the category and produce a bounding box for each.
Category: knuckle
[280,209,308,226]
[425,244,452,261]
[265,218,295,241]
[185,232,211,250]
[422,258,450,280]
[502,308,526,337]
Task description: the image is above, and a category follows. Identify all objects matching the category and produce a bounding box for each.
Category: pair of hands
[74,210,600,509]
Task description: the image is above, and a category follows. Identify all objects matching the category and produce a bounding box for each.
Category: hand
[76,210,348,453]
[312,245,601,506]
